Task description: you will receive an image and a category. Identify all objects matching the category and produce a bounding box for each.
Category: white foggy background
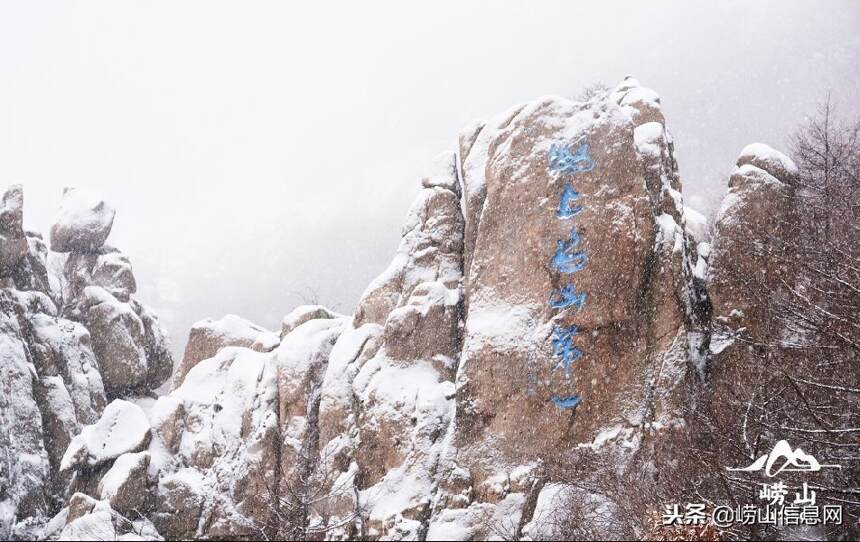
[2,1,859,357]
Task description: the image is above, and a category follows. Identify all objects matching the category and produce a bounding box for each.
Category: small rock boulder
[152,469,204,539]
[49,187,116,253]
[60,399,151,473]
[97,451,152,515]
[173,314,279,387]
[736,142,799,184]
[91,251,137,298]
[280,304,340,338]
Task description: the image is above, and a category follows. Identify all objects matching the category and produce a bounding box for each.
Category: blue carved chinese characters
[550,395,582,409]
[548,284,587,311]
[550,233,588,274]
[551,325,582,379]
[556,184,582,219]
[548,142,595,175]
[545,138,595,410]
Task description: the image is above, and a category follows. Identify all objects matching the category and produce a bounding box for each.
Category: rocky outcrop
[58,76,708,541]
[173,314,280,387]
[7,78,846,541]
[0,186,172,539]
[709,143,798,335]
[0,184,27,271]
[33,189,175,401]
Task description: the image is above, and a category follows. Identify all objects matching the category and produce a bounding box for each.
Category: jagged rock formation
[2,77,840,541]
[0,186,173,540]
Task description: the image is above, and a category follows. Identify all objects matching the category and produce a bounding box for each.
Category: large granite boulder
[49,187,116,253]
[78,286,149,396]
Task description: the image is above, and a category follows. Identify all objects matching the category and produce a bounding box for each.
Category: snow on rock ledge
[173,314,280,387]
[60,399,152,472]
[736,142,799,184]
[280,304,341,338]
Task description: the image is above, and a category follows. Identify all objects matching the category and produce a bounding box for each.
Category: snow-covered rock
[61,399,152,472]
[173,314,280,387]
[29,314,107,425]
[149,343,286,537]
[49,187,116,253]
[59,497,116,541]
[280,304,341,338]
[736,142,799,184]
[0,184,27,270]
[710,145,794,327]
[6,79,828,540]
[683,204,708,242]
[97,452,152,514]
[79,286,149,395]
[0,187,172,537]
[57,494,162,541]
[354,184,464,327]
[421,150,461,195]
[0,293,52,538]
[91,251,137,298]
[101,76,712,540]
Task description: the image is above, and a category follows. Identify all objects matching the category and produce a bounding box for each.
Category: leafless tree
[682,97,860,539]
[252,445,364,541]
[575,82,610,102]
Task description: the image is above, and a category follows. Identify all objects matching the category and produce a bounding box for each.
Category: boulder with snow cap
[280,304,340,338]
[736,142,799,184]
[710,144,796,331]
[173,313,280,387]
[60,399,151,473]
[50,187,116,253]
[97,451,152,515]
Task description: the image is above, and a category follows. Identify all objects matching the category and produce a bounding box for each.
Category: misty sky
[2,1,859,357]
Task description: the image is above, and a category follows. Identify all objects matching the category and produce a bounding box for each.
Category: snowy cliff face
[2,78,812,541]
[0,186,173,540]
